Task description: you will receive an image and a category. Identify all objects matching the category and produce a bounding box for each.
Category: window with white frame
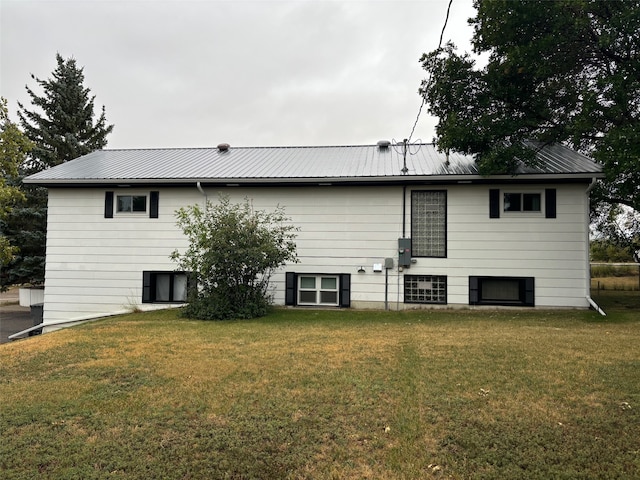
[411,190,447,257]
[117,194,147,213]
[404,275,447,304]
[297,275,339,306]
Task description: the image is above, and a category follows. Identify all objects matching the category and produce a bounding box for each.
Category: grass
[591,264,640,291]
[1,291,639,479]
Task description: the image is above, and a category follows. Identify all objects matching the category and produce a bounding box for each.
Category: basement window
[404,275,447,304]
[469,276,534,307]
[142,271,189,303]
[298,275,339,306]
[285,272,351,308]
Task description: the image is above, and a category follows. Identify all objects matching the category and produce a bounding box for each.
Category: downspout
[196,181,207,207]
[402,185,407,237]
[399,185,407,309]
[584,177,606,316]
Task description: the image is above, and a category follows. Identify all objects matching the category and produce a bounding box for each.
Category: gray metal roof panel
[24,143,603,184]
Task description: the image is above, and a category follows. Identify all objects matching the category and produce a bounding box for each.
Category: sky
[1,0,479,150]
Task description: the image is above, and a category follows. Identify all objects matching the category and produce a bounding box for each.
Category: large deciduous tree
[1,54,114,286]
[421,0,640,243]
[0,98,32,272]
[171,196,299,320]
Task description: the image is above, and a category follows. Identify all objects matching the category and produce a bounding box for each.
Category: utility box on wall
[398,238,411,267]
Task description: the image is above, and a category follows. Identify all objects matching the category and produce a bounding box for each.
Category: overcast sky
[1,0,478,149]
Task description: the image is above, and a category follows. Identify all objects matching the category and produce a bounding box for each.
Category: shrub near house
[171,196,298,320]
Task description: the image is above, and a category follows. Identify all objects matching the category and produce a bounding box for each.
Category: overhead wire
[407,0,454,143]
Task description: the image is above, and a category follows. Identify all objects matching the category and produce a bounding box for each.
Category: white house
[23,141,604,332]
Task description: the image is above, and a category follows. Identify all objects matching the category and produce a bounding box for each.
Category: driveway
[0,288,37,344]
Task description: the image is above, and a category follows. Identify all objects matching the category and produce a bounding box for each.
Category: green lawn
[1,292,639,479]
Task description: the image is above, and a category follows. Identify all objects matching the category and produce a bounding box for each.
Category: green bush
[171,195,298,321]
[590,239,635,262]
[182,286,272,320]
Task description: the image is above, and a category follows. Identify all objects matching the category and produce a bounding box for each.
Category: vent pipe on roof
[217,143,230,152]
[377,140,391,150]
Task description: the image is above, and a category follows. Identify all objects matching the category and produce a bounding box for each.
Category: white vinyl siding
[40,182,591,326]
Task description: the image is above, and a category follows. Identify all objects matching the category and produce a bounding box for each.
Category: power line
[408,0,454,143]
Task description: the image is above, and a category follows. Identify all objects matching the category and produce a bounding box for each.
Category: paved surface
[0,288,38,344]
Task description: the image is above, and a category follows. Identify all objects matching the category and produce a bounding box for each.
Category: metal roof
[24,142,603,186]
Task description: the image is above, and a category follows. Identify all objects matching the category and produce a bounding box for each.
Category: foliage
[171,196,298,320]
[0,97,32,274]
[591,203,640,251]
[421,0,640,234]
[0,184,47,287]
[1,305,639,479]
[590,239,635,263]
[18,53,114,173]
[2,54,114,287]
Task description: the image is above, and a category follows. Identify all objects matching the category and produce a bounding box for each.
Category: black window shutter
[105,191,114,218]
[150,191,159,218]
[489,189,500,218]
[187,272,197,301]
[545,189,556,218]
[285,272,296,305]
[469,276,479,304]
[340,274,351,308]
[142,271,152,303]
[524,278,535,306]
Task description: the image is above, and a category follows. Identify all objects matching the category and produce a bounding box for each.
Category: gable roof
[24,142,603,187]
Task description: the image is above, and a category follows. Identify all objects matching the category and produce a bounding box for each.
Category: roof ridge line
[99,143,437,152]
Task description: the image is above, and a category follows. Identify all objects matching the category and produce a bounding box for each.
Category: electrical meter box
[398,238,412,267]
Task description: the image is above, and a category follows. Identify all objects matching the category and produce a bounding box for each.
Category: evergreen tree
[18,53,114,173]
[1,54,114,286]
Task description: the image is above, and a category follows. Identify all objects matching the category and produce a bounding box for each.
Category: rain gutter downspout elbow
[585,177,606,315]
[196,181,207,207]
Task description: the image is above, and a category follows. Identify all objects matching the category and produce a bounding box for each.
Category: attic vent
[377,140,391,150]
[217,143,230,152]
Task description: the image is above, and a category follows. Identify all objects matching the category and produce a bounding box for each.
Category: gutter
[23,172,605,188]
[584,177,606,316]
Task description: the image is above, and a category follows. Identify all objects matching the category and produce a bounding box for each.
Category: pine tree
[1,54,114,286]
[18,53,114,173]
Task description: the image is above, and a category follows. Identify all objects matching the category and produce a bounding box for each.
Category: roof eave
[23,171,605,188]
